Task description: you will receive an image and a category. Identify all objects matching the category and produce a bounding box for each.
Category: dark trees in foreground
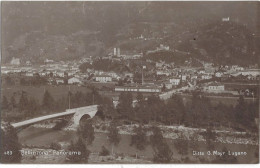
[114,91,258,132]
[0,124,22,163]
[130,125,148,158]
[77,122,95,146]
[108,122,121,155]
[66,139,90,163]
[174,132,188,156]
[42,90,55,111]
[150,126,173,163]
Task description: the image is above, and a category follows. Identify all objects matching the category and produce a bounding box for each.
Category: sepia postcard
[0,1,259,164]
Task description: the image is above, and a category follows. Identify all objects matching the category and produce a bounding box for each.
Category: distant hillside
[1,1,258,65]
[176,21,259,66]
[2,31,105,63]
[144,50,189,65]
[117,21,258,66]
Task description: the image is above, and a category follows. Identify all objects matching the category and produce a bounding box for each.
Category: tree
[27,97,39,117]
[42,90,55,111]
[130,125,148,158]
[18,91,29,111]
[174,132,188,156]
[2,96,9,110]
[136,92,144,104]
[97,98,117,120]
[135,92,148,123]
[71,91,85,108]
[153,141,173,163]
[79,62,93,73]
[189,92,212,126]
[165,94,186,125]
[203,127,217,150]
[234,96,246,124]
[150,126,164,147]
[66,139,90,163]
[117,79,124,86]
[150,126,172,163]
[99,146,110,156]
[143,95,164,123]
[77,122,95,145]
[0,123,22,163]
[50,142,61,150]
[162,83,166,92]
[117,92,133,119]
[10,95,16,109]
[189,131,199,151]
[108,122,121,155]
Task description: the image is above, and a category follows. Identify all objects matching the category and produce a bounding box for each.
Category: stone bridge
[11,105,98,129]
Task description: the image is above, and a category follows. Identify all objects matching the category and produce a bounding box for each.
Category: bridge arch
[75,113,91,126]
[73,105,98,127]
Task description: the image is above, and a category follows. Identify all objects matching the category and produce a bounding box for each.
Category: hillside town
[2,45,259,98]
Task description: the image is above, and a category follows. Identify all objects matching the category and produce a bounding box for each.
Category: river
[18,126,258,163]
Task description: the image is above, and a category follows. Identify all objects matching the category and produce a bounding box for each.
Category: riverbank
[32,121,258,146]
[18,126,259,164]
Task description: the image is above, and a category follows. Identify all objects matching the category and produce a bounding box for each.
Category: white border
[1,0,259,168]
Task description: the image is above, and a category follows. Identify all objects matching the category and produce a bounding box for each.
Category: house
[25,72,34,77]
[181,75,187,81]
[56,79,64,85]
[208,84,225,91]
[107,72,118,78]
[44,59,54,64]
[156,71,170,76]
[68,77,82,84]
[215,71,224,78]
[247,75,260,81]
[26,61,32,66]
[220,74,230,81]
[204,83,225,92]
[201,74,212,80]
[164,82,173,90]
[169,78,181,86]
[198,69,205,74]
[95,75,112,83]
[156,62,165,68]
[191,75,198,81]
[156,44,170,51]
[10,57,20,65]
[39,72,47,77]
[231,65,244,71]
[124,72,134,78]
[55,71,65,77]
[67,71,76,77]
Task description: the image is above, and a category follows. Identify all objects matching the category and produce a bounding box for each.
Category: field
[179,94,256,106]
[1,85,91,103]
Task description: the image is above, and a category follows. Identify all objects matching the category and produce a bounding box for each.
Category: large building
[10,57,20,65]
[169,77,181,86]
[115,85,161,93]
[95,75,112,83]
[68,77,82,84]
[204,83,225,92]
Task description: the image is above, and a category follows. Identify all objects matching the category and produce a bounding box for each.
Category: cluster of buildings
[2,44,259,96]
